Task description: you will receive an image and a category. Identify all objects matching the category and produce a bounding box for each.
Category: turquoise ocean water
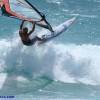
[0,0,100,100]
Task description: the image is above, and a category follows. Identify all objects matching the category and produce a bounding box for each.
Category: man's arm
[20,20,25,30]
[28,22,35,35]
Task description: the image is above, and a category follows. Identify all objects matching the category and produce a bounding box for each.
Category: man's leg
[31,37,38,44]
[35,35,47,41]
[31,35,46,45]
[35,36,43,41]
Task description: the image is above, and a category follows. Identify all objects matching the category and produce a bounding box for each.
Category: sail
[1,0,53,31]
[8,0,42,21]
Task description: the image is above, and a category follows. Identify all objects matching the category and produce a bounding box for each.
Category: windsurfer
[19,20,45,46]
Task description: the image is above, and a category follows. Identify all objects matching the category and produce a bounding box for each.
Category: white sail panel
[9,0,42,21]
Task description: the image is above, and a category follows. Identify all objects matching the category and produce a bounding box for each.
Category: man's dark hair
[23,27,28,33]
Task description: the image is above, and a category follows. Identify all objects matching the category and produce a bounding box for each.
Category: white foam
[52,44,100,85]
[0,73,7,89]
[17,76,29,83]
[1,35,100,85]
[46,0,63,5]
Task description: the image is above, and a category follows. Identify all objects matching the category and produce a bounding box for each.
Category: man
[19,20,45,46]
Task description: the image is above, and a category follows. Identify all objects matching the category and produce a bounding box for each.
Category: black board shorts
[22,40,34,46]
[22,37,38,46]
[22,37,43,46]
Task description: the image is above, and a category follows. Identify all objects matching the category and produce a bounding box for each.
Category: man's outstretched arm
[28,22,35,35]
[20,20,25,30]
